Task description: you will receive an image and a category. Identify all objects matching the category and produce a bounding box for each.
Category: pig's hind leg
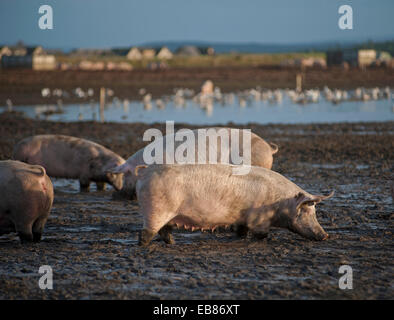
[158,225,175,244]
[96,182,106,191]
[15,220,34,243]
[79,177,90,192]
[32,216,48,242]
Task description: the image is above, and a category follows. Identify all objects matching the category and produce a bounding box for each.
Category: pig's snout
[314,231,329,241]
[291,221,329,241]
[303,225,328,241]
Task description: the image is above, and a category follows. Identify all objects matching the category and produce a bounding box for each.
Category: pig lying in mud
[135,164,333,246]
[111,127,278,199]
[0,160,54,243]
[13,135,125,192]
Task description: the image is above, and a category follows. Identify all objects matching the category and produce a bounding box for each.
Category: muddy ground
[0,112,393,299]
[1,66,394,106]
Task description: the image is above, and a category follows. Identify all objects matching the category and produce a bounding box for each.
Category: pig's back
[13,135,99,178]
[0,160,53,207]
[141,164,301,207]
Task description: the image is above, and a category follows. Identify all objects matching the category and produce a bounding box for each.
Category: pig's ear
[134,165,148,176]
[269,143,279,155]
[295,192,315,210]
[295,191,334,210]
[314,191,335,202]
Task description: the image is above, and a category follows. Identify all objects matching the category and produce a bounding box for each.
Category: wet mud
[0,113,393,299]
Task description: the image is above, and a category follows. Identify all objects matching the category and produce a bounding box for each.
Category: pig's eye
[298,206,310,215]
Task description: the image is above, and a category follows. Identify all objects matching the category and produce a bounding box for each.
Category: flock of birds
[137,83,393,116]
[3,81,393,119]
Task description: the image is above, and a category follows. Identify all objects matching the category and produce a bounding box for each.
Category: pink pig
[0,160,54,243]
[134,164,333,246]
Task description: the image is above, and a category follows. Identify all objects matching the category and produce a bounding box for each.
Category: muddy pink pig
[135,164,333,246]
[13,135,125,192]
[111,127,278,198]
[0,160,54,243]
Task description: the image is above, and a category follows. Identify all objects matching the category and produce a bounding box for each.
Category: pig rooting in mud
[135,164,333,246]
[284,192,333,241]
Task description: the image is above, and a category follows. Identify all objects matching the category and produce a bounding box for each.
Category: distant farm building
[344,49,376,67]
[280,57,326,68]
[113,46,173,60]
[326,51,344,66]
[70,48,113,57]
[156,47,173,60]
[198,47,215,56]
[176,46,201,56]
[141,48,156,59]
[1,45,56,70]
[33,54,57,70]
[326,49,377,67]
[126,47,142,60]
[0,46,12,59]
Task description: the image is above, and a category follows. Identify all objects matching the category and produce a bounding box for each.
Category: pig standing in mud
[111,127,278,198]
[13,135,125,192]
[0,160,54,243]
[135,164,333,246]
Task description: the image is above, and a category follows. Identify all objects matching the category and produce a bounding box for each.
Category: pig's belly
[169,204,240,231]
[43,161,81,179]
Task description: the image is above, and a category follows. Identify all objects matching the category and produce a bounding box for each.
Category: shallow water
[1,94,393,124]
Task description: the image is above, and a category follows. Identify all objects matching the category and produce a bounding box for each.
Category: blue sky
[0,0,393,49]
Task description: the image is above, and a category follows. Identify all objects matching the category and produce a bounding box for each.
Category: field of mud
[0,112,393,299]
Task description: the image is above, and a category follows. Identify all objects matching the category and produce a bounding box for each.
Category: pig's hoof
[18,232,34,243]
[96,182,106,191]
[162,234,175,245]
[159,226,174,244]
[138,229,155,247]
[33,232,42,243]
[235,225,249,238]
[252,232,268,240]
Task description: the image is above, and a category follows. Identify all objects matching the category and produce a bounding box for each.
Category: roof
[175,45,201,56]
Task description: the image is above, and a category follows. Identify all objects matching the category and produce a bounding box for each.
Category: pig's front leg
[250,223,270,240]
[252,230,269,240]
[138,229,156,247]
[138,210,177,247]
[249,219,271,240]
[247,208,273,241]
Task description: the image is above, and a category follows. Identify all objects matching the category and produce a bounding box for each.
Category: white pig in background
[111,127,278,198]
[13,135,125,192]
[134,164,333,246]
